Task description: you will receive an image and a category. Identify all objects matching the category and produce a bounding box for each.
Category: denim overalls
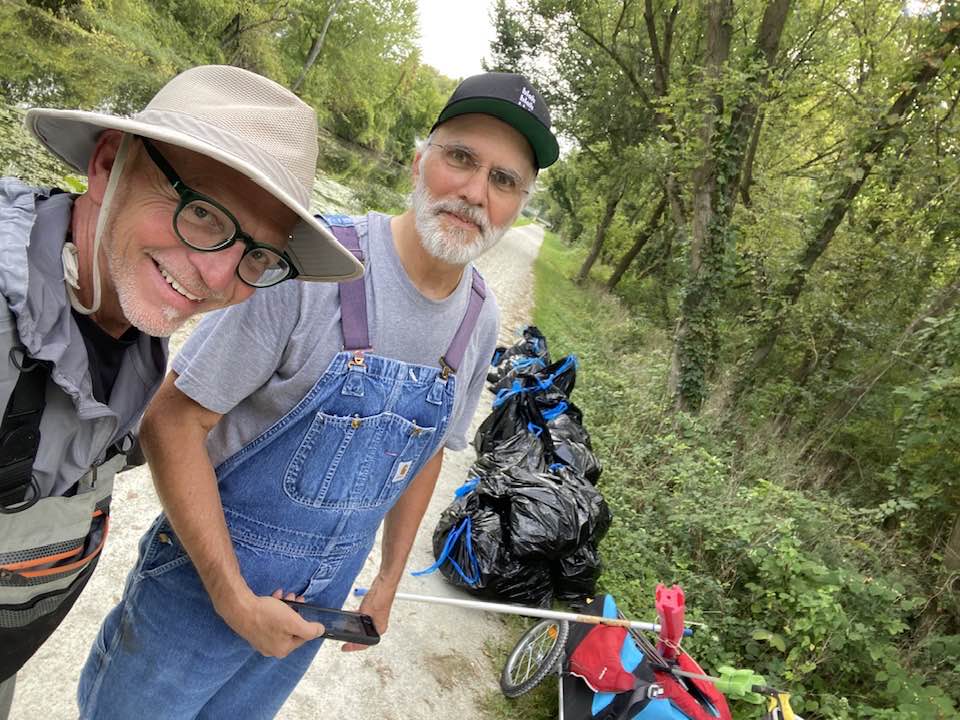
[78,222,487,720]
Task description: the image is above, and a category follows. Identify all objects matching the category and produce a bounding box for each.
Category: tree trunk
[739,111,764,208]
[741,26,959,383]
[607,192,668,290]
[668,0,793,411]
[721,0,792,217]
[945,515,960,572]
[291,0,343,94]
[668,0,733,411]
[575,185,624,284]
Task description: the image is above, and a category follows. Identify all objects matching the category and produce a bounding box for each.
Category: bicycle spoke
[511,623,558,684]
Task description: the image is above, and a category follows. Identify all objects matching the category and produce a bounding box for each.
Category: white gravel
[10,223,544,719]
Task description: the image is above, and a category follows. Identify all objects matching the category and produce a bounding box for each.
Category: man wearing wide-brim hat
[0,65,362,718]
[77,71,559,719]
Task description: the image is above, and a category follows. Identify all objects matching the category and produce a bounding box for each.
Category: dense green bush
[528,232,958,719]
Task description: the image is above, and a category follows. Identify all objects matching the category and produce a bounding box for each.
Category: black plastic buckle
[0,460,39,510]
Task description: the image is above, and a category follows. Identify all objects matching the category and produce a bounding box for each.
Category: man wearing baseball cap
[0,65,362,717]
[78,71,559,719]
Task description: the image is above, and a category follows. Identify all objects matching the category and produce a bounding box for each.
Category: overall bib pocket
[283,410,436,509]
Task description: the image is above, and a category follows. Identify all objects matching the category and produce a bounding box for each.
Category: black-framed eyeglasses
[427,142,531,198]
[138,136,298,288]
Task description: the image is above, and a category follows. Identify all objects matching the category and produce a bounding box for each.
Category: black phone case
[282,600,381,645]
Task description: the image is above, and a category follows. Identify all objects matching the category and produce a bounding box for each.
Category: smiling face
[90,132,299,336]
[410,114,535,266]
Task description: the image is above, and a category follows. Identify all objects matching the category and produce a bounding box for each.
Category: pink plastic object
[655,583,686,660]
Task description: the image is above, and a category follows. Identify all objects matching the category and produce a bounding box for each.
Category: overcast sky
[417,0,496,80]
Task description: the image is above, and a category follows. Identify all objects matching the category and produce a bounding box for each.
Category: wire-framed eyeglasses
[427,142,530,198]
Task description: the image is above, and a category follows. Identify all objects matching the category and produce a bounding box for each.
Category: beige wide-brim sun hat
[24,64,363,283]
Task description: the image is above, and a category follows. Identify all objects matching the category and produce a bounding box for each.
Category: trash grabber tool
[353,588,694,636]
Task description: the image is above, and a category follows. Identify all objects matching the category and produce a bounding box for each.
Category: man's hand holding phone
[340,576,394,652]
[283,600,381,646]
[220,589,325,659]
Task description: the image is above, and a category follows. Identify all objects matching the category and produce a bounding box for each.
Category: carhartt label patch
[392,460,413,483]
[518,87,536,111]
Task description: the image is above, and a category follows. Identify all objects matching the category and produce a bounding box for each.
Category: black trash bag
[553,440,603,485]
[487,326,550,386]
[470,430,548,478]
[551,466,612,546]
[489,345,508,369]
[471,466,610,560]
[494,469,583,560]
[491,352,579,401]
[546,411,602,484]
[547,410,591,448]
[431,480,555,607]
[488,353,551,390]
[474,386,554,457]
[553,543,603,601]
[430,494,503,591]
[533,354,579,398]
[489,355,579,421]
[489,551,554,608]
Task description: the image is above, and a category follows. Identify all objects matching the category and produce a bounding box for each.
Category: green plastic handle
[715,666,766,704]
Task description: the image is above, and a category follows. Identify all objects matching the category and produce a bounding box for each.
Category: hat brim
[433,98,560,169]
[24,108,363,283]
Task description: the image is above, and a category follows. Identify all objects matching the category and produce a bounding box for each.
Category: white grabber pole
[353,588,694,636]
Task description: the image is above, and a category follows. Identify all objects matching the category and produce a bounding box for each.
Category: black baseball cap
[431,72,560,169]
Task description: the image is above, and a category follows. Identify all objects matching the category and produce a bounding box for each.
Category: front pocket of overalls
[138,521,189,579]
[283,410,437,509]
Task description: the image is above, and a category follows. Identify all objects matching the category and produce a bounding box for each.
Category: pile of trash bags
[425,327,611,607]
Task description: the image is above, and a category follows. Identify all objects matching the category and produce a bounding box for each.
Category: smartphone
[282,600,381,646]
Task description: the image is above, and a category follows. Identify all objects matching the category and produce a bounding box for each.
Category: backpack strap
[0,348,51,510]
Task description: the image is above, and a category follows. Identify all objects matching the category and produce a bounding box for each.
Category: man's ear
[411,149,424,185]
[85,130,125,206]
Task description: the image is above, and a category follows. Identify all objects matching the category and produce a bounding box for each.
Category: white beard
[105,238,187,337]
[411,176,511,266]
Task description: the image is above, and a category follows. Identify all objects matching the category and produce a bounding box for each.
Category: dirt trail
[11,223,544,719]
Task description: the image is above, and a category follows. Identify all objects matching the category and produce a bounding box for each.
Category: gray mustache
[431,200,490,234]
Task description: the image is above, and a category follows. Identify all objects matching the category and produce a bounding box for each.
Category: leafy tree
[493,1,960,715]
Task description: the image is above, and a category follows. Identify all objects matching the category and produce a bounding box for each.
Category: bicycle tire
[500,619,570,698]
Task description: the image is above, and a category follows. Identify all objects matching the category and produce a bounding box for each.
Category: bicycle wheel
[500,619,570,698]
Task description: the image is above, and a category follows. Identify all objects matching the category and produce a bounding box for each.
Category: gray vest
[0,177,168,680]
[0,178,168,498]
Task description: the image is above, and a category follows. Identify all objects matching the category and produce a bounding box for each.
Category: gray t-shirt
[173,212,500,468]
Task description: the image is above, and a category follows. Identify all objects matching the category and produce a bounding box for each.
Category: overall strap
[441,268,486,375]
[329,222,371,352]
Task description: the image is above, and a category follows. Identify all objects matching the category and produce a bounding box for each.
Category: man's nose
[189,242,245,292]
[458,167,489,207]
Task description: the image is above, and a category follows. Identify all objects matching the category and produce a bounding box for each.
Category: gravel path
[11,223,544,719]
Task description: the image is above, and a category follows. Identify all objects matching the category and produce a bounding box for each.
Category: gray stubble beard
[411,176,512,266]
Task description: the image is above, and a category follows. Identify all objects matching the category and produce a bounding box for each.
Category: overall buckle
[438,356,454,381]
